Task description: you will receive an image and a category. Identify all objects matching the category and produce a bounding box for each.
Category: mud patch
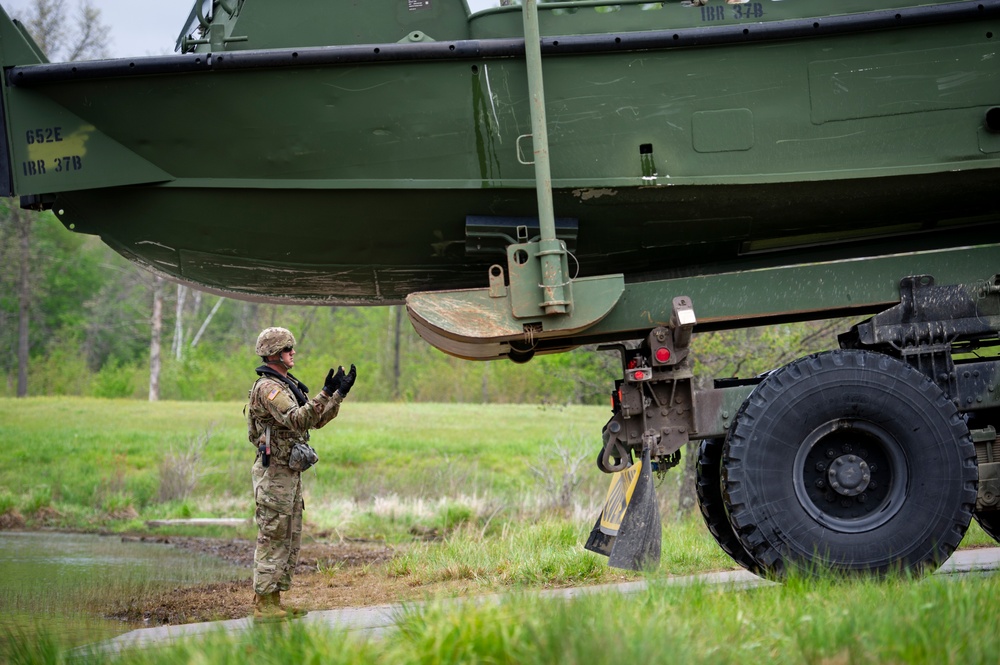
[32,506,62,525]
[111,536,406,625]
[0,510,26,530]
[121,535,395,574]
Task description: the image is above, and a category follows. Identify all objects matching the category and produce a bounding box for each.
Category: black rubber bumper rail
[8,0,999,87]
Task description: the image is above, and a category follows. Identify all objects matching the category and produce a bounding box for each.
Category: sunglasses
[282,347,294,353]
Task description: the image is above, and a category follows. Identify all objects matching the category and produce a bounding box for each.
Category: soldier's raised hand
[340,364,357,396]
[323,366,345,396]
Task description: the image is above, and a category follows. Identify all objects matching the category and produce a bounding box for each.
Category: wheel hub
[827,454,871,497]
[793,419,908,533]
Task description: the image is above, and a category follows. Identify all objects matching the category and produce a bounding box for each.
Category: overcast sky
[3,0,197,58]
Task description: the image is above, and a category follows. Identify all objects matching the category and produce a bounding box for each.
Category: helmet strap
[266,354,292,372]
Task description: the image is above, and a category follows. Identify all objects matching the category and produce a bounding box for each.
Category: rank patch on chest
[267,387,280,401]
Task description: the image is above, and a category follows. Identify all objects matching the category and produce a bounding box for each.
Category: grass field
[0,397,617,534]
[27,571,1000,665]
[2,397,998,664]
[1,395,995,552]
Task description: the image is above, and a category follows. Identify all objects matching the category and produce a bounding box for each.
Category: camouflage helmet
[255,327,296,358]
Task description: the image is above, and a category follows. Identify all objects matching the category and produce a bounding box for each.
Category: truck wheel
[722,349,977,578]
[973,512,1000,543]
[696,438,761,573]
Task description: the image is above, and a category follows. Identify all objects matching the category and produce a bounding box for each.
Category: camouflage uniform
[248,366,341,596]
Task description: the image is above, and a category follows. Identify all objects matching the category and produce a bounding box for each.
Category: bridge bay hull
[59,171,1000,304]
[3,2,999,303]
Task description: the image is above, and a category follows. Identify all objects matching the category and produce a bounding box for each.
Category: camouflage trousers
[251,458,303,595]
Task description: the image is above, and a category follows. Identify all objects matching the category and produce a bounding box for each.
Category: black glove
[323,366,345,396]
[339,364,357,396]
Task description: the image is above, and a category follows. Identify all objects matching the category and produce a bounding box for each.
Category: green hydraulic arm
[408,242,1000,361]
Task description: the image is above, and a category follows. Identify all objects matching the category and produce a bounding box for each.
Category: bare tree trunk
[149,276,164,401]
[15,208,30,398]
[191,296,223,348]
[192,290,202,319]
[393,305,403,399]
[173,284,186,361]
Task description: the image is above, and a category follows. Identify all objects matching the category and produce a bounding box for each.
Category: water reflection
[0,531,247,649]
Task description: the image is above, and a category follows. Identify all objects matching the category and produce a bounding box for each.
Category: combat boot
[253,592,288,623]
[274,591,308,618]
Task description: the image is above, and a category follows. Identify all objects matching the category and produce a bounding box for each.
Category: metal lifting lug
[670,296,696,348]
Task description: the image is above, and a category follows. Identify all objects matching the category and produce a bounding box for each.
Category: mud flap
[607,445,661,571]
[584,513,615,556]
[585,456,641,557]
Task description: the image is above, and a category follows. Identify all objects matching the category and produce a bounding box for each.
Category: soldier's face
[281,346,295,367]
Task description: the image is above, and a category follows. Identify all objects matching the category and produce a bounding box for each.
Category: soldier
[247,326,356,621]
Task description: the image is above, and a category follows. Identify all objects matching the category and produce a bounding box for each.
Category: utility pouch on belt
[259,426,271,468]
[289,441,319,472]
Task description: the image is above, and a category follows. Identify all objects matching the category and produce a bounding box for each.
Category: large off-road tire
[695,438,761,573]
[973,512,1000,543]
[722,349,978,578]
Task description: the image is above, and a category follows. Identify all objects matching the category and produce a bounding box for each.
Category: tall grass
[17,570,996,665]
[386,519,609,587]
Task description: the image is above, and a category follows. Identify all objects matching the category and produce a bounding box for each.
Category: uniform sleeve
[315,390,342,428]
[256,379,340,435]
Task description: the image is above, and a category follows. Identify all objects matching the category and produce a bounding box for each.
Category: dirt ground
[112,535,471,626]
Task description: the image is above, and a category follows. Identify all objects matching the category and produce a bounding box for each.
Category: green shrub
[26,337,94,397]
[91,361,138,398]
[159,348,247,401]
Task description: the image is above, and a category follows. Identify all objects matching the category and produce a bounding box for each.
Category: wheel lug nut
[826,448,836,458]
[858,493,868,503]
[815,462,826,472]
[815,479,826,489]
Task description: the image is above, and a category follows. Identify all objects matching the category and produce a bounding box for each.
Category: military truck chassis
[595,268,1000,576]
